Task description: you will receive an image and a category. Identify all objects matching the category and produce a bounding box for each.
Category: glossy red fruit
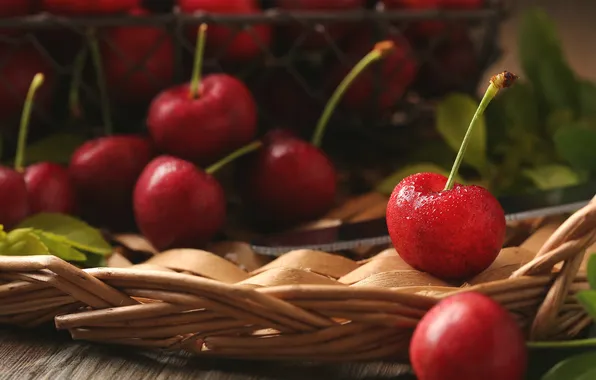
[386,172,506,280]
[41,0,139,14]
[0,166,28,228]
[24,162,76,215]
[410,292,527,380]
[102,8,175,104]
[0,45,54,131]
[237,130,337,226]
[328,32,417,114]
[277,0,365,49]
[133,155,226,250]
[147,74,257,166]
[178,0,271,61]
[69,135,154,230]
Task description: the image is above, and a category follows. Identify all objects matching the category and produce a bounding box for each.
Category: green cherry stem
[205,141,263,175]
[189,23,208,99]
[443,71,519,191]
[14,73,45,173]
[87,27,113,135]
[311,41,395,148]
[527,337,596,349]
[69,46,88,120]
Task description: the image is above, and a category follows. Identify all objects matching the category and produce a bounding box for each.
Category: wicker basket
[0,193,595,362]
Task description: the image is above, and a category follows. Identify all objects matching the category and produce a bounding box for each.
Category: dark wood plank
[0,327,415,380]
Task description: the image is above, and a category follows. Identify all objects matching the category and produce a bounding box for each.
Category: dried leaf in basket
[106,252,133,268]
[111,233,159,256]
[351,270,451,288]
[206,241,272,272]
[292,219,342,231]
[250,249,359,279]
[323,192,388,221]
[238,267,345,287]
[143,249,249,283]
[520,219,566,253]
[468,247,536,285]
[339,249,414,284]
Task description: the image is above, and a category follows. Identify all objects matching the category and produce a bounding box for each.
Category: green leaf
[436,94,486,172]
[518,8,579,114]
[576,290,596,321]
[33,230,87,262]
[553,126,596,173]
[0,228,49,256]
[14,132,87,166]
[580,80,596,118]
[542,352,596,380]
[587,254,596,290]
[501,81,540,133]
[17,213,112,255]
[546,108,575,136]
[522,165,581,190]
[82,252,108,268]
[376,163,464,195]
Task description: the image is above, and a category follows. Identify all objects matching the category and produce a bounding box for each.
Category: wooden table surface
[0,326,416,380]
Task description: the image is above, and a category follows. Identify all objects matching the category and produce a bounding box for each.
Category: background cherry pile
[0,0,504,211]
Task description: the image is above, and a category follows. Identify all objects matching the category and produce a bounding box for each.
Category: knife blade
[250,181,596,256]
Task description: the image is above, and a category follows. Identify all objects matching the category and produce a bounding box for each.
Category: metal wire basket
[0,1,506,159]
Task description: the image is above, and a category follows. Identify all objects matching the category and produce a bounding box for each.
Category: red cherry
[69,135,154,231]
[102,8,175,104]
[24,162,77,215]
[41,0,140,14]
[133,155,226,250]
[0,166,28,228]
[178,0,271,62]
[386,172,505,280]
[328,32,417,115]
[237,130,337,226]
[147,75,257,166]
[410,292,527,380]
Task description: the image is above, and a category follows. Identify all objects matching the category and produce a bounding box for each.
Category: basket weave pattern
[1,198,596,362]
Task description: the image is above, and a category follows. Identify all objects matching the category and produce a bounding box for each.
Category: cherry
[147,24,257,166]
[101,7,175,104]
[134,141,262,250]
[178,0,271,62]
[69,135,155,231]
[12,74,77,216]
[238,42,396,227]
[327,31,417,115]
[410,292,527,380]
[0,167,28,228]
[386,72,517,280]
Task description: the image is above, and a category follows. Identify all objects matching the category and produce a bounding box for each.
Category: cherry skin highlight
[386,172,506,280]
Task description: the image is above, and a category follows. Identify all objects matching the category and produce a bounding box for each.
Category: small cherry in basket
[410,292,527,380]
[178,0,271,62]
[385,72,517,281]
[101,7,175,105]
[14,74,77,216]
[147,24,258,167]
[326,31,418,116]
[41,0,139,14]
[69,135,155,232]
[237,42,396,227]
[133,141,262,251]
